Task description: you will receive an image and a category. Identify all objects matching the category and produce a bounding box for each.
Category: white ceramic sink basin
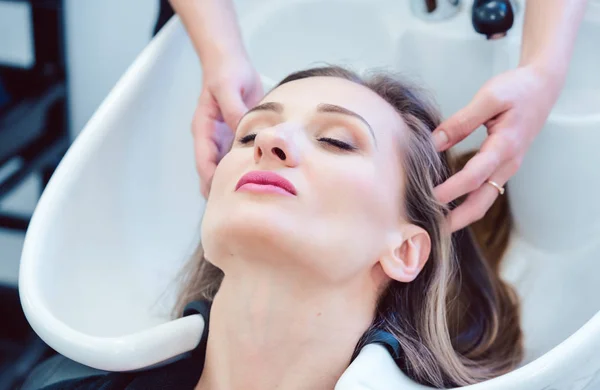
[19,0,600,389]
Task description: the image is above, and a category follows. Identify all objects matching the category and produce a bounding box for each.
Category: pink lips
[235,171,297,196]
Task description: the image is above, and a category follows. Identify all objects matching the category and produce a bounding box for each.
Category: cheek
[310,158,402,280]
[300,160,398,283]
[201,150,251,258]
[309,159,399,228]
[208,149,249,196]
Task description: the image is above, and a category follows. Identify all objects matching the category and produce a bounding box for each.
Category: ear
[380,225,431,283]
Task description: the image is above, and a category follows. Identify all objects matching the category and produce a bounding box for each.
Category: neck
[195,263,377,390]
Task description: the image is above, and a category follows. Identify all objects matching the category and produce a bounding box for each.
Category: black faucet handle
[472,0,515,39]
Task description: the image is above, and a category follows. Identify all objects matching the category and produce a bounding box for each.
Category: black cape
[39,301,400,390]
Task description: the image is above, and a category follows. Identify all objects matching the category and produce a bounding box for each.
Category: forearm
[168,0,247,72]
[520,0,587,82]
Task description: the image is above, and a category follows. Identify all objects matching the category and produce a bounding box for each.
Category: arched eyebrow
[316,103,375,141]
[236,102,283,129]
[240,101,376,142]
[245,102,284,116]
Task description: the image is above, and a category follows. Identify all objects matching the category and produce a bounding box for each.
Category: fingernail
[433,130,448,150]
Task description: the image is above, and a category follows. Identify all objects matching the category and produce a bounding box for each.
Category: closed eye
[239,134,356,151]
[318,137,357,151]
[238,133,256,145]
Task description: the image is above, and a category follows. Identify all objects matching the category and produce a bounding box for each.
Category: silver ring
[486,180,505,195]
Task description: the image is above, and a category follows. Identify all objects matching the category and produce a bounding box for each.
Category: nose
[253,125,300,167]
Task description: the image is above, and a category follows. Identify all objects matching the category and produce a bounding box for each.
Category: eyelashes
[239,133,256,145]
[237,133,357,152]
[317,137,357,151]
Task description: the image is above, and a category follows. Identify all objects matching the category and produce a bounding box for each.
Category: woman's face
[201,76,412,284]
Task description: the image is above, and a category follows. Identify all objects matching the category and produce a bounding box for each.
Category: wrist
[513,62,566,109]
[519,56,568,91]
[201,43,249,75]
[518,35,573,83]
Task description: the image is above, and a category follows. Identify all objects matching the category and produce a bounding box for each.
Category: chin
[201,199,303,265]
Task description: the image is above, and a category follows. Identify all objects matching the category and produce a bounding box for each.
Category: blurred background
[0,0,160,387]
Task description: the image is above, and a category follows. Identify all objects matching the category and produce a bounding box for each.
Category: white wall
[0,1,159,285]
[64,0,159,137]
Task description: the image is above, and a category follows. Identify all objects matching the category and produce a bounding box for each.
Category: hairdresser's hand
[192,56,263,197]
[432,65,562,232]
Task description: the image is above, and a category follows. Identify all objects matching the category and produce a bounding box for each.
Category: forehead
[262,77,406,138]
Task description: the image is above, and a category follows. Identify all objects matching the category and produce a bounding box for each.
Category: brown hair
[175,66,522,388]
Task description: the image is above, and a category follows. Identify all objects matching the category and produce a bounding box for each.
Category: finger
[214,88,248,133]
[197,153,216,199]
[201,178,212,199]
[432,91,505,151]
[448,161,513,232]
[434,150,500,205]
[214,120,236,161]
[246,74,265,105]
[434,132,516,204]
[195,143,217,192]
[195,89,221,126]
[194,127,218,174]
[448,180,499,232]
[193,112,219,192]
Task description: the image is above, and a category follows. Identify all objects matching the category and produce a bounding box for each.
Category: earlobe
[380,227,431,283]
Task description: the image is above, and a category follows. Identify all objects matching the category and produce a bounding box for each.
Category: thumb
[432,92,504,152]
[214,88,248,132]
